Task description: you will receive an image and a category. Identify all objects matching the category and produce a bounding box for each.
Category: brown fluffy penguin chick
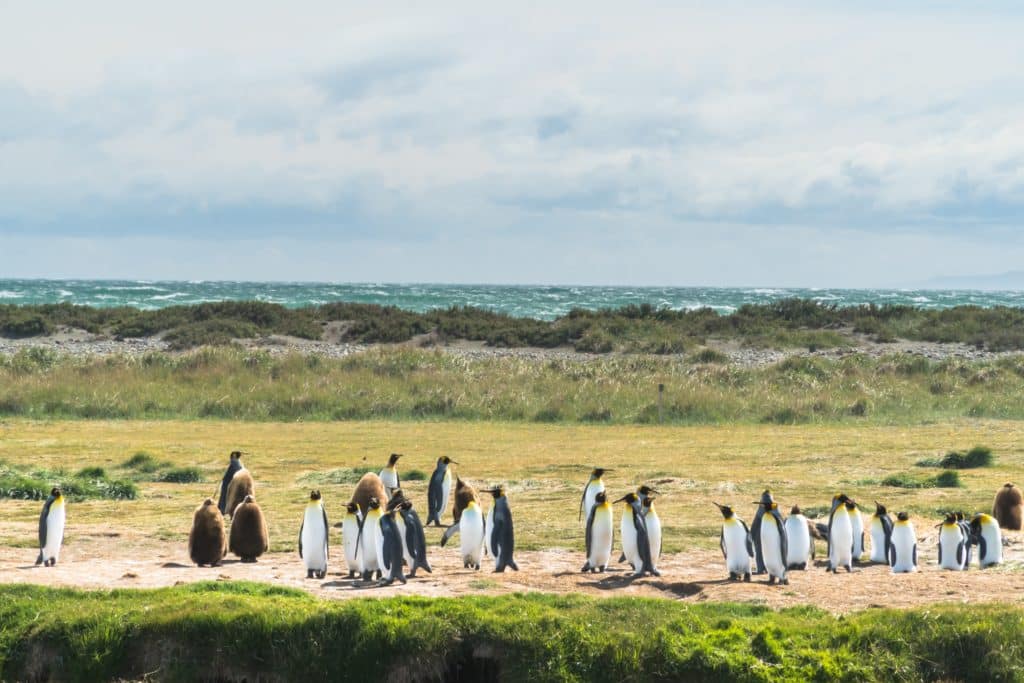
[350,472,386,515]
[229,495,269,562]
[189,498,227,567]
[993,483,1024,530]
[452,477,478,523]
[225,469,255,518]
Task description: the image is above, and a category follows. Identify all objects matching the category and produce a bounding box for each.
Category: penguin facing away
[749,489,774,574]
[426,456,457,527]
[483,485,518,573]
[784,504,813,570]
[993,483,1023,530]
[616,493,659,577]
[937,513,967,571]
[955,511,974,567]
[299,489,329,579]
[757,501,789,585]
[971,512,1002,568]
[580,468,609,523]
[869,501,894,564]
[342,502,363,578]
[189,498,227,567]
[36,487,66,567]
[225,469,255,519]
[217,450,245,514]
[229,495,269,562]
[378,508,408,586]
[889,512,917,573]
[459,499,486,570]
[386,492,415,572]
[581,491,614,573]
[379,453,402,498]
[714,502,753,581]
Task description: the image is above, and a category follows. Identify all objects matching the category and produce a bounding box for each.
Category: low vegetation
[0,461,137,500]
[878,471,963,489]
[5,348,1024,425]
[5,298,1024,351]
[1,582,1021,682]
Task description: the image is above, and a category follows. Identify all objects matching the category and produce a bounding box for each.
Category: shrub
[939,446,994,469]
[689,348,729,364]
[155,467,204,484]
[122,452,160,472]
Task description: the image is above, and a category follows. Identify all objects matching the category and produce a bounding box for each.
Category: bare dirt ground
[4,523,1024,613]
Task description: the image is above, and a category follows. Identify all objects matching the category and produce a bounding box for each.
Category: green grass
[153,467,204,483]
[296,466,377,486]
[1,583,1022,682]
[878,470,963,489]
[917,446,996,469]
[5,348,1024,424]
[0,461,138,500]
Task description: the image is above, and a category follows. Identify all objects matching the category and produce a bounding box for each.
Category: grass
[0,461,138,501]
[1,582,1023,682]
[917,446,996,469]
[6,348,1024,425]
[878,471,963,489]
[0,419,1020,554]
[7,297,1024,350]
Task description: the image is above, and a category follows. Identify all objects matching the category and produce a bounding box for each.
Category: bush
[155,467,204,484]
[939,446,994,469]
[882,471,962,489]
[689,348,729,364]
[0,463,137,500]
[122,452,161,473]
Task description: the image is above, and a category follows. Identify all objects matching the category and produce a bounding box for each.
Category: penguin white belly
[42,505,66,563]
[938,526,965,570]
[343,515,362,573]
[588,507,613,569]
[460,506,485,568]
[441,472,452,519]
[484,508,493,559]
[620,511,640,570]
[301,506,328,572]
[379,468,398,493]
[889,524,917,572]
[583,481,604,524]
[646,510,662,569]
[850,512,864,560]
[374,516,388,571]
[722,521,750,575]
[759,519,787,580]
[784,516,811,568]
[361,514,381,572]
[979,523,1002,567]
[869,518,888,563]
[829,512,853,571]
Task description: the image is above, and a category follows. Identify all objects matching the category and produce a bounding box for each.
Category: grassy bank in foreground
[4,347,1024,424]
[1,582,1020,682]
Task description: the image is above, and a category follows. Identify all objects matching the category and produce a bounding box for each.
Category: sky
[1,1,1023,286]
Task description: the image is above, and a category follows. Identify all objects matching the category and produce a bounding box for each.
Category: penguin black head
[954,511,966,522]
[834,493,850,506]
[844,499,858,512]
[637,485,660,497]
[594,491,608,505]
[713,502,734,519]
[309,490,322,502]
[440,456,457,466]
[387,453,402,466]
[790,504,802,515]
[941,512,957,526]
[873,501,887,515]
[230,450,245,460]
[760,490,774,504]
[896,511,910,522]
[368,497,381,510]
[482,486,505,499]
[642,496,656,510]
[613,492,638,505]
[591,468,609,479]
[50,487,62,499]
[346,502,359,514]
[386,493,407,512]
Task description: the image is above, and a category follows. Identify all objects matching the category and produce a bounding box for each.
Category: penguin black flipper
[217,459,241,514]
[740,520,754,558]
[427,467,444,526]
[937,543,941,565]
[772,508,788,574]
[402,507,432,573]
[888,543,896,568]
[719,528,726,559]
[956,541,965,570]
[440,522,460,547]
[298,519,304,559]
[630,499,656,575]
[579,482,589,523]
[881,514,894,557]
[750,509,765,574]
[912,543,917,567]
[38,495,53,562]
[585,504,596,559]
[322,508,330,559]
[978,535,988,565]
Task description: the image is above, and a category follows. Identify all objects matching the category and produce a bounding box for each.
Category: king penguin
[229,495,268,562]
[377,506,408,586]
[715,503,753,581]
[459,498,486,570]
[426,456,456,527]
[580,468,609,523]
[36,487,66,567]
[483,486,518,572]
[868,501,893,564]
[189,498,227,567]
[827,495,854,573]
[581,491,613,573]
[356,497,384,581]
[379,453,402,499]
[299,490,329,579]
[784,504,813,570]
[616,492,659,577]
[342,502,362,578]
[392,493,432,577]
[217,450,245,515]
[970,512,1002,568]
[937,513,968,571]
[993,482,1024,530]
[749,489,774,574]
[889,512,917,573]
[848,499,865,562]
[757,500,789,585]
[641,496,662,573]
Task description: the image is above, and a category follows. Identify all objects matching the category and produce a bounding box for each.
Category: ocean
[1,280,1023,320]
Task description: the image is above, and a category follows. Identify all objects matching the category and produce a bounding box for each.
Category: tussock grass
[0,461,138,500]
[1,583,1023,682]
[879,471,963,489]
[154,467,204,483]
[5,348,1024,424]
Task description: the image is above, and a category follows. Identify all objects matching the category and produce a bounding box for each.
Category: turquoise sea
[1,280,1023,320]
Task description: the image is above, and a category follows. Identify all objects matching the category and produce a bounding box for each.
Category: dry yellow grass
[1,419,1022,554]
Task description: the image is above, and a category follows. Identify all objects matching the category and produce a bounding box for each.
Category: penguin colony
[32,453,1019,588]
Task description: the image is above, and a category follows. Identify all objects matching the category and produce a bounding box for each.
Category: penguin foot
[408,571,417,578]
[599,566,606,573]
[743,573,751,582]
[494,567,505,573]
[651,569,662,577]
[845,565,852,573]
[379,578,394,587]
[348,570,356,579]
[307,569,314,579]
[768,576,776,585]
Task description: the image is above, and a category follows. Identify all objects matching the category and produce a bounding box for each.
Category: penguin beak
[712,502,724,510]
[612,495,628,504]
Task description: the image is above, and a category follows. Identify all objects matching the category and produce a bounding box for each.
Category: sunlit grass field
[2,419,1021,553]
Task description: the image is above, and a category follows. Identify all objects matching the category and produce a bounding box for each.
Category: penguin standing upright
[848,500,865,562]
[749,489,774,574]
[217,450,245,514]
[715,503,753,581]
[36,487,66,567]
[581,491,613,573]
[889,512,917,573]
[379,453,402,499]
[955,512,974,567]
[377,507,408,586]
[398,498,432,577]
[579,468,609,523]
[189,498,227,567]
[641,496,662,573]
[868,502,893,564]
[459,499,486,570]
[426,456,456,526]
[757,501,789,585]
[616,493,659,577]
[225,469,255,519]
[229,495,268,562]
[350,472,386,517]
[440,478,481,546]
[342,502,362,578]
[355,497,383,581]
[299,490,329,579]
[483,486,518,572]
[386,492,415,571]
[971,513,1002,568]
[993,483,1024,530]
[784,505,813,570]
[827,495,854,573]
[937,513,968,571]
